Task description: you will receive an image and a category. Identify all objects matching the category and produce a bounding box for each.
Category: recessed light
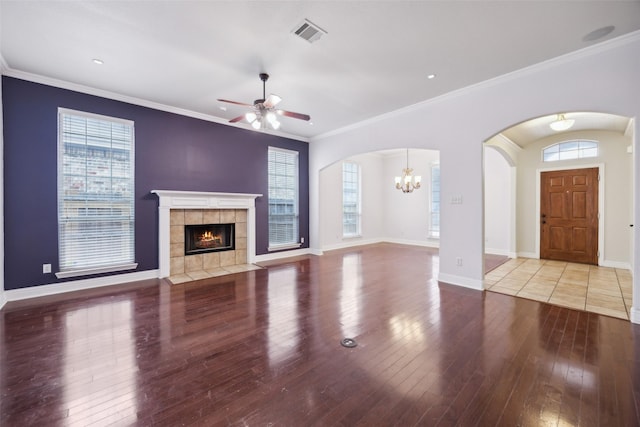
[92,58,104,65]
[219,106,227,111]
[583,25,615,42]
[427,74,436,80]
[309,122,314,125]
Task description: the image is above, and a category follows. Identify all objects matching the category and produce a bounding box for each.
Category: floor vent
[292,19,327,43]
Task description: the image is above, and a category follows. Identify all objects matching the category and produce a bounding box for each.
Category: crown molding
[625,118,635,138]
[494,134,523,152]
[1,68,310,143]
[312,30,640,143]
[0,53,7,73]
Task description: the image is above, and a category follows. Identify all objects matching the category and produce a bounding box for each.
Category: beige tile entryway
[485,258,632,320]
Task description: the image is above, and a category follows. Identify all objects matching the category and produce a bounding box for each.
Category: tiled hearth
[168,208,261,284]
[152,190,262,284]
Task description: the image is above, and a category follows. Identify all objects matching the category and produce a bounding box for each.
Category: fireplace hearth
[185,223,235,255]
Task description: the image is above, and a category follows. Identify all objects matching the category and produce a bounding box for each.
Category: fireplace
[184,223,235,255]
[151,190,261,280]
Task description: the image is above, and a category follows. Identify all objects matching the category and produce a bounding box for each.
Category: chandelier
[394,149,421,193]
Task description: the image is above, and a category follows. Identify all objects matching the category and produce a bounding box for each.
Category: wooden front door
[540,167,598,265]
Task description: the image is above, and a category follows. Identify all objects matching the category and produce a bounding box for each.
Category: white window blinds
[268,147,299,248]
[342,162,360,237]
[57,109,136,277]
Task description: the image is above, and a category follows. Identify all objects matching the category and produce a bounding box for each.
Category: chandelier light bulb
[394,149,421,193]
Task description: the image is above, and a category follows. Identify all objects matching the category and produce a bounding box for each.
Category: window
[268,147,299,249]
[430,163,440,238]
[542,140,598,162]
[57,109,136,278]
[342,162,361,237]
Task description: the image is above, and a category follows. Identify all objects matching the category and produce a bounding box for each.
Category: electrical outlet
[301,237,305,244]
[43,263,52,274]
[456,257,463,266]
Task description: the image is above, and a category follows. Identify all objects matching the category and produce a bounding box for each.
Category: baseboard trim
[517,252,538,259]
[321,238,384,252]
[254,248,313,263]
[601,260,631,270]
[485,248,516,258]
[630,306,640,324]
[0,292,7,311]
[437,273,484,291]
[384,238,440,248]
[5,269,159,303]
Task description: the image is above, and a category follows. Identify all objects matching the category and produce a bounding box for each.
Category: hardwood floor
[1,243,639,426]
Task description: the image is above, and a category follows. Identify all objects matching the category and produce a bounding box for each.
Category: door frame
[535,163,605,265]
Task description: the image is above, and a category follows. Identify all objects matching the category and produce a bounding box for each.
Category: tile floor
[485,258,632,320]
[168,263,263,284]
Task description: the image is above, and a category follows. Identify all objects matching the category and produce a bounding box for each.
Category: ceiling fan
[218,73,311,130]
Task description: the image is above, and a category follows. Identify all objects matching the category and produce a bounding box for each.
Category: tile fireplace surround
[152,190,262,284]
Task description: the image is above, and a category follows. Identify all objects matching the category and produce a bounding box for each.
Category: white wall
[319,153,385,249]
[484,146,514,256]
[309,32,640,308]
[516,130,632,267]
[319,150,439,250]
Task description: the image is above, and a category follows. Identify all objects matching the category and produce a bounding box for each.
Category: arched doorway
[483,112,634,320]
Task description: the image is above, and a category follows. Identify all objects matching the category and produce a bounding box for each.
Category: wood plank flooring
[1,243,639,426]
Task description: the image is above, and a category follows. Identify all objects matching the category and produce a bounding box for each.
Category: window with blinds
[57,109,136,278]
[430,163,440,239]
[342,162,361,237]
[268,147,299,249]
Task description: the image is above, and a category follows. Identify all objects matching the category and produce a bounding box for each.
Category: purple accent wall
[2,76,309,290]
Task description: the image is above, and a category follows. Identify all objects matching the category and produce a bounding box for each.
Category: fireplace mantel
[152,190,262,279]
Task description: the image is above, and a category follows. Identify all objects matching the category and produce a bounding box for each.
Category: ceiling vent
[292,19,327,43]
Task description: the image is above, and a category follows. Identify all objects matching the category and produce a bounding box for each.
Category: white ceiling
[1,1,639,142]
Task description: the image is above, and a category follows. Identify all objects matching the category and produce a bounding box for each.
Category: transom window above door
[542,140,598,162]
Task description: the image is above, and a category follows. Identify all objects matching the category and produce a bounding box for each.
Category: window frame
[542,140,599,162]
[342,161,361,238]
[267,146,301,251]
[56,108,137,278]
[429,162,440,239]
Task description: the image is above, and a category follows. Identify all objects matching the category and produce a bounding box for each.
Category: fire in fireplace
[184,223,235,255]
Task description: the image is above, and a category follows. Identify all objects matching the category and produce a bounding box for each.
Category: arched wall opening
[483,111,634,270]
[318,149,440,252]
[309,34,640,321]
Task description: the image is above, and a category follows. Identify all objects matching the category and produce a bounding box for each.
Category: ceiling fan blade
[277,110,311,121]
[263,94,282,108]
[217,98,254,107]
[229,115,246,123]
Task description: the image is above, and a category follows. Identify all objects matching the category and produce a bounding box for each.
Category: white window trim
[57,108,137,278]
[342,161,362,238]
[267,146,301,251]
[429,162,440,239]
[541,139,599,162]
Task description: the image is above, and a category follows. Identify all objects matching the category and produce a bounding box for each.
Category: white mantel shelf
[151,190,263,279]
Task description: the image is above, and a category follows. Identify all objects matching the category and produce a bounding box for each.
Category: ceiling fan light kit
[218,73,310,131]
